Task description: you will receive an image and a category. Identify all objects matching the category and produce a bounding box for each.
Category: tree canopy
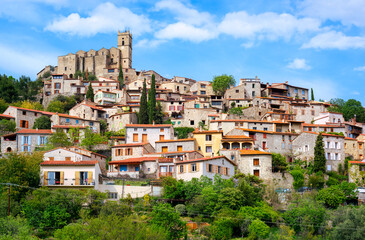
[33,116,51,129]
[328,98,365,122]
[314,133,326,173]
[212,74,236,96]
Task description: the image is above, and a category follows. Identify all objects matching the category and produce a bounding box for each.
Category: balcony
[159,172,173,178]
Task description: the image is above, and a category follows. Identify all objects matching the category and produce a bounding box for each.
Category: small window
[160,128,164,132]
[22,111,26,116]
[180,165,184,173]
[190,120,194,125]
[208,164,213,172]
[254,170,260,177]
[206,146,212,153]
[253,158,259,166]
[206,135,212,141]
[192,163,197,172]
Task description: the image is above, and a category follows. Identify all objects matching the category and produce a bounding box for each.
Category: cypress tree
[86,83,94,102]
[311,88,314,101]
[148,74,157,124]
[139,79,149,124]
[118,63,124,90]
[313,133,326,173]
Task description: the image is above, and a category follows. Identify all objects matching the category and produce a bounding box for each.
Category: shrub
[290,168,305,190]
[316,186,346,208]
[175,204,186,216]
[248,219,270,240]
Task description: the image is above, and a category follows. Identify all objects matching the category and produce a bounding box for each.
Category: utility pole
[7,185,10,216]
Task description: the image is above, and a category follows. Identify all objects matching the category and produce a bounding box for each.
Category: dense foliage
[33,116,51,129]
[173,127,195,139]
[314,133,326,173]
[212,74,236,96]
[328,98,365,122]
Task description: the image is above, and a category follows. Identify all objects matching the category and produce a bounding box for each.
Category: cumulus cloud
[302,31,365,49]
[218,11,321,41]
[45,2,151,36]
[299,0,365,27]
[287,58,311,70]
[155,22,218,42]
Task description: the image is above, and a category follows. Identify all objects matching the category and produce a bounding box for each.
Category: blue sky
[0,0,365,103]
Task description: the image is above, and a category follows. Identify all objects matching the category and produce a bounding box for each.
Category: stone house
[108,112,138,132]
[210,119,276,134]
[50,113,100,133]
[107,156,161,178]
[292,132,345,171]
[344,137,362,160]
[314,112,344,125]
[261,82,308,100]
[220,149,272,181]
[175,156,236,181]
[171,108,217,128]
[160,82,191,94]
[69,101,108,121]
[94,90,117,105]
[154,138,196,153]
[225,84,250,101]
[43,74,84,97]
[290,102,329,123]
[125,124,174,148]
[89,78,119,93]
[344,119,363,139]
[239,78,261,99]
[40,147,105,189]
[112,142,155,161]
[302,123,345,134]
[193,130,223,157]
[1,129,52,153]
[190,81,214,96]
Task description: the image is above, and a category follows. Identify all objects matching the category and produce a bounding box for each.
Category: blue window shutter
[45,136,48,144]
[21,136,24,145]
[29,136,32,145]
[37,136,40,145]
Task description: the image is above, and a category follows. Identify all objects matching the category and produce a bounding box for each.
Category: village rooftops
[40,161,98,166]
[240,150,272,155]
[193,130,223,134]
[0,114,15,119]
[52,125,87,129]
[175,155,236,165]
[237,128,298,135]
[125,124,172,128]
[155,138,195,143]
[303,131,345,138]
[108,157,161,165]
[16,129,53,134]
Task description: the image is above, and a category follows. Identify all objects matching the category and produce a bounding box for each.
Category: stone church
[56,31,132,78]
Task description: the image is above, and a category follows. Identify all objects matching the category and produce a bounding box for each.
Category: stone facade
[57,31,132,78]
[125,124,174,148]
[155,138,196,153]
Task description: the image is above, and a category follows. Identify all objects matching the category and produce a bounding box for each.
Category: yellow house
[193,130,223,157]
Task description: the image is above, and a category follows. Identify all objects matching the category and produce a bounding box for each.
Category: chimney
[153,120,155,125]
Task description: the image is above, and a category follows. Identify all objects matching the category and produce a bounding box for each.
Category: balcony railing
[159,172,173,177]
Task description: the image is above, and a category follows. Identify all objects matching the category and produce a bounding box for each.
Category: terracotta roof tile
[16,129,53,134]
[41,160,98,166]
[240,150,271,155]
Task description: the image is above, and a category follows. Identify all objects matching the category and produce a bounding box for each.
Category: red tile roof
[111,143,149,148]
[108,157,159,165]
[16,129,53,134]
[193,130,223,134]
[126,124,172,128]
[52,125,87,129]
[303,131,345,138]
[175,155,236,166]
[156,138,195,143]
[349,161,365,165]
[240,150,271,155]
[0,114,14,119]
[40,161,98,166]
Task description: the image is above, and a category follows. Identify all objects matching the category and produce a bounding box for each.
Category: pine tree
[311,88,314,101]
[86,83,94,102]
[139,79,149,124]
[118,63,124,90]
[155,101,164,124]
[313,133,326,173]
[148,74,157,124]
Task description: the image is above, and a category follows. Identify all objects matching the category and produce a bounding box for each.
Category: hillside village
[1,31,364,202]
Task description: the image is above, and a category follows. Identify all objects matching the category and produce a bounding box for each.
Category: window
[253,127,257,130]
[133,134,138,142]
[190,120,194,125]
[22,111,26,115]
[282,143,285,149]
[66,118,70,123]
[24,136,29,144]
[311,110,315,116]
[236,90,239,93]
[252,91,255,97]
[217,166,221,174]
[162,146,168,152]
[206,146,212,153]
[326,142,330,149]
[264,127,268,131]
[160,128,164,132]
[20,120,29,128]
[335,142,338,149]
[201,84,206,88]
[55,83,61,89]
[180,165,184,173]
[302,90,305,95]
[47,171,62,185]
[23,146,29,152]
[253,158,259,166]
[200,91,206,95]
[79,171,90,185]
[327,153,331,160]
[159,135,165,141]
[335,153,338,160]
[40,136,46,145]
[108,192,118,199]
[192,163,197,172]
[263,133,267,139]
[301,110,305,115]
[252,83,255,88]
[142,134,147,142]
[254,170,260,177]
[177,145,183,151]
[206,135,212,141]
[208,164,213,172]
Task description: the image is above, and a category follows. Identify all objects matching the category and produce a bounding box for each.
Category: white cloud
[287,58,311,70]
[155,0,213,26]
[0,43,58,77]
[299,0,365,27]
[218,11,321,41]
[302,31,365,49]
[354,66,365,71]
[352,91,360,95]
[135,39,167,48]
[45,2,151,36]
[155,22,218,42]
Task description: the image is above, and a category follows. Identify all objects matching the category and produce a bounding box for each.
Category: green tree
[212,74,235,96]
[80,189,107,219]
[155,101,164,124]
[0,119,16,134]
[47,130,72,148]
[47,100,65,113]
[54,95,77,113]
[80,128,108,150]
[118,63,124,89]
[329,205,365,240]
[248,219,270,240]
[33,116,51,129]
[342,99,365,122]
[311,88,314,101]
[0,98,9,113]
[139,79,149,124]
[174,127,195,139]
[316,185,346,208]
[290,168,305,190]
[148,74,157,124]
[0,74,19,102]
[283,197,326,234]
[86,83,94,102]
[150,203,187,240]
[0,216,36,239]
[272,153,288,172]
[99,119,107,134]
[328,98,346,113]
[68,127,80,144]
[54,215,168,240]
[13,100,44,110]
[0,152,43,202]
[314,133,326,173]
[229,107,243,115]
